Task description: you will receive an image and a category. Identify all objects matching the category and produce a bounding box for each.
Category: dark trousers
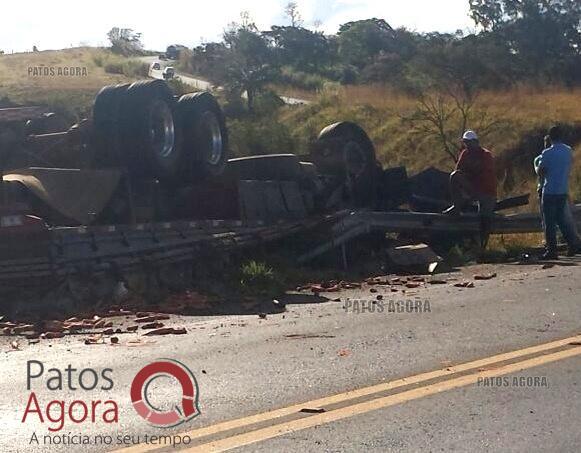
[542,194,579,252]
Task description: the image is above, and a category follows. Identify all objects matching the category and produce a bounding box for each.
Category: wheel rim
[201,111,223,166]
[149,100,175,159]
[343,141,366,179]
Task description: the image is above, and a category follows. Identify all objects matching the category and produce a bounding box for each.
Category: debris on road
[285,334,336,340]
[141,322,165,330]
[144,327,187,336]
[386,243,443,274]
[474,272,498,280]
[12,325,35,335]
[84,335,104,345]
[135,314,170,323]
[405,282,422,289]
[272,299,286,308]
[454,282,475,288]
[42,332,65,340]
[300,408,327,414]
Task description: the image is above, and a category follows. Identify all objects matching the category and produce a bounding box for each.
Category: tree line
[181,0,580,110]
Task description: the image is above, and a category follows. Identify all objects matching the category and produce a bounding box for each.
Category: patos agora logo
[130,359,200,427]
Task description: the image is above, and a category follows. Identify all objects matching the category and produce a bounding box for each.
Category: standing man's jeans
[542,194,580,252]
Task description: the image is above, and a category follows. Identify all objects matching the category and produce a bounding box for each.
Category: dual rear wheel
[92,79,228,184]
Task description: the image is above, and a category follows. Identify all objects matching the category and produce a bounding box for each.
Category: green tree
[468,0,581,83]
[407,32,514,94]
[337,18,397,69]
[107,27,143,56]
[266,26,334,72]
[192,15,277,112]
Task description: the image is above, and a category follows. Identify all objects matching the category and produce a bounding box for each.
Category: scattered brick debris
[141,322,165,330]
[144,327,187,336]
[455,282,475,288]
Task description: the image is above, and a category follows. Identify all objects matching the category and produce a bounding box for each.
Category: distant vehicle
[150,62,161,71]
[158,54,167,61]
[166,44,188,60]
[163,66,175,80]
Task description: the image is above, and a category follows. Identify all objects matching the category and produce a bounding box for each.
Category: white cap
[462,130,478,141]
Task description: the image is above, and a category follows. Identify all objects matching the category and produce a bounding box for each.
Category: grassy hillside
[265,85,581,202]
[0,47,146,119]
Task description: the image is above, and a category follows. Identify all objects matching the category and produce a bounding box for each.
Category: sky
[1,0,474,53]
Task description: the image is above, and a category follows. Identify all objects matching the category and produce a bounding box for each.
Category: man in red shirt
[443,130,497,217]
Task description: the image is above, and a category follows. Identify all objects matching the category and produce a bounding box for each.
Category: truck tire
[225,154,304,181]
[300,162,318,178]
[121,79,182,180]
[177,92,228,182]
[92,83,130,168]
[312,121,380,208]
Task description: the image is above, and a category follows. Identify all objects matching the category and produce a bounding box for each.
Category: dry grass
[335,84,581,124]
[0,48,130,96]
[488,232,545,251]
[0,47,141,117]
[280,84,581,201]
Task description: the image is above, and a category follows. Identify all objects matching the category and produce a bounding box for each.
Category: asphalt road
[1,258,580,453]
[140,56,310,105]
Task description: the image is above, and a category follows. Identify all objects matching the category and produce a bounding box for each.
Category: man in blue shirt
[536,126,580,259]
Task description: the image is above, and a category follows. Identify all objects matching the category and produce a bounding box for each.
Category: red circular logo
[130,359,200,427]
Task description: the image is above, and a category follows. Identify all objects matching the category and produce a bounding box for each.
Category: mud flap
[4,168,122,224]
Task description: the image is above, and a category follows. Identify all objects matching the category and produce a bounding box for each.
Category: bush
[104,58,148,78]
[104,61,124,74]
[227,115,297,157]
[278,67,328,91]
[92,54,105,67]
[240,261,274,286]
[253,91,285,115]
[238,260,285,295]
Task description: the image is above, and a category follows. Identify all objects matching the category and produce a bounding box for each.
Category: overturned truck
[1,79,557,315]
[0,80,394,314]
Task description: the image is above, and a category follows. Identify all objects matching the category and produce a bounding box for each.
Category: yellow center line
[113,334,581,453]
[185,345,581,453]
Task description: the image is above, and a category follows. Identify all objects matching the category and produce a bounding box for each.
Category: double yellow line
[116,334,581,453]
